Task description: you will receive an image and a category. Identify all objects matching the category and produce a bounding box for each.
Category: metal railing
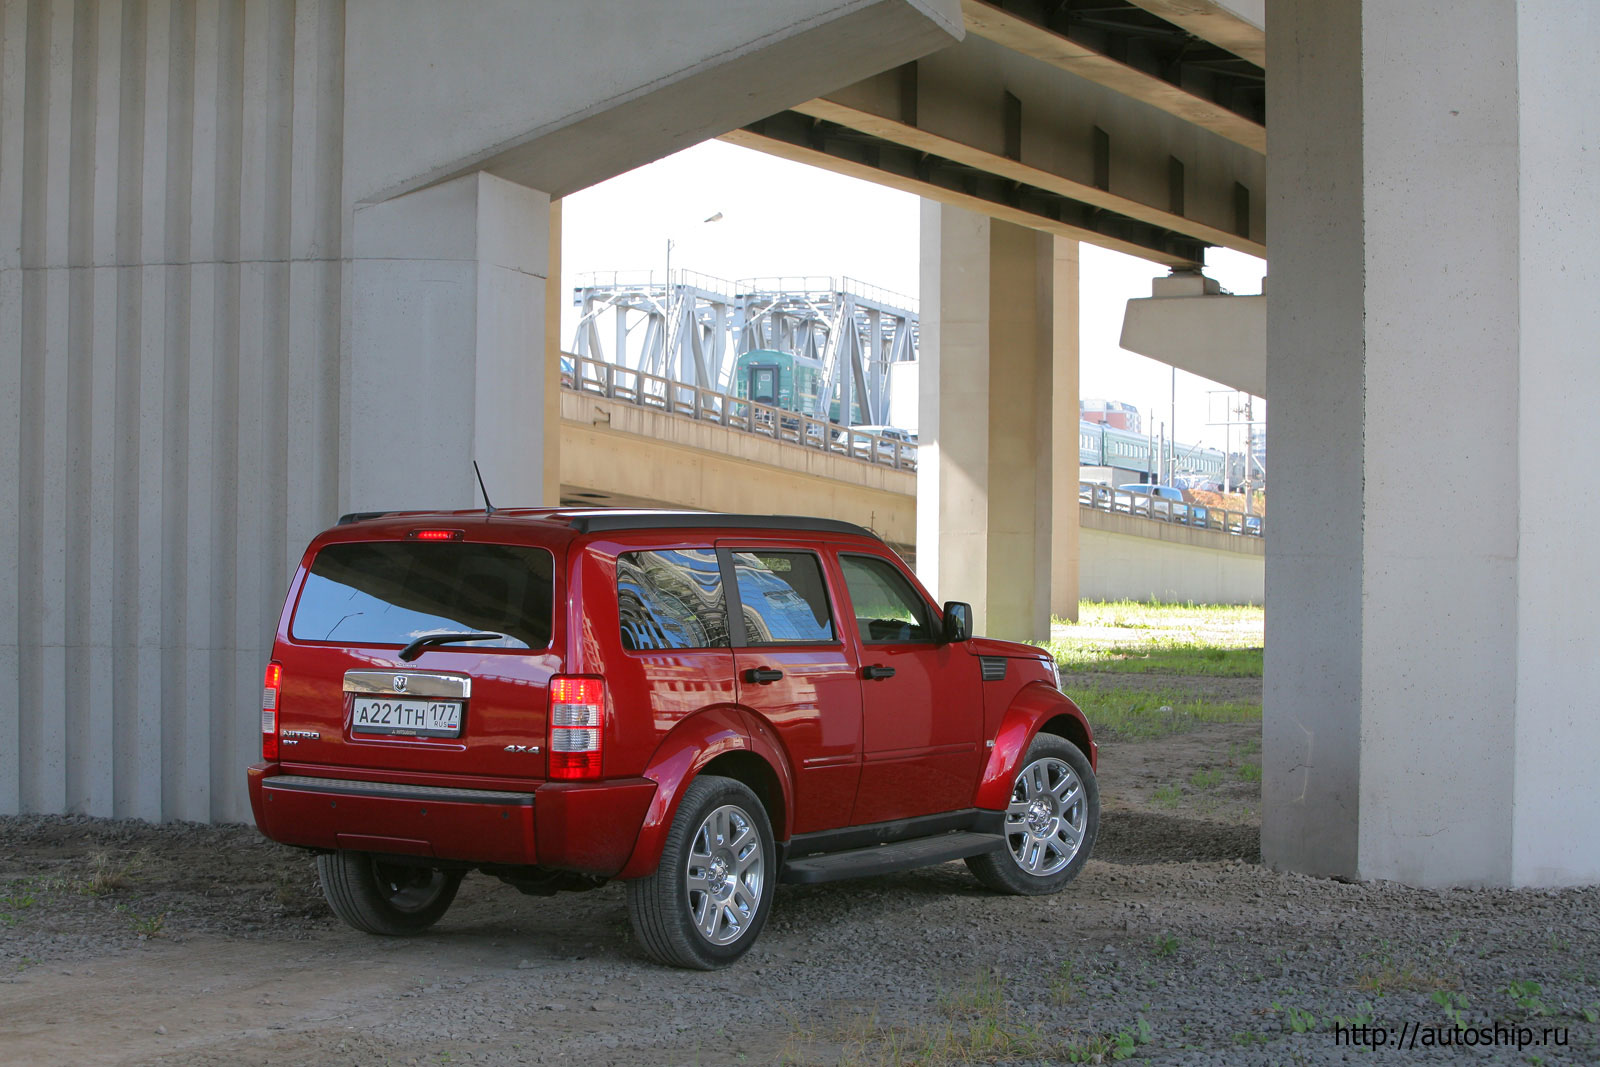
[563,354,918,471]
[1080,482,1265,538]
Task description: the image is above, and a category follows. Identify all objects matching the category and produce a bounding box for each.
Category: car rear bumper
[247,764,657,876]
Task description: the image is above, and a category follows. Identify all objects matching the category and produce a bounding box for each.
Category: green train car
[732,349,825,416]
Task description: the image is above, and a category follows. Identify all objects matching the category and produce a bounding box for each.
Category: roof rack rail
[569,512,878,539]
[337,510,396,525]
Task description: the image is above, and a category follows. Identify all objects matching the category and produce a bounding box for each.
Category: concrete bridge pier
[916,203,1080,642]
[347,172,556,513]
[1265,0,1600,886]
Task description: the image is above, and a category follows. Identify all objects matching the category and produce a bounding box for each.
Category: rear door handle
[743,668,784,684]
[862,665,895,681]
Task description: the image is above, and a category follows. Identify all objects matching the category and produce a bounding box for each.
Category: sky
[561,139,1265,455]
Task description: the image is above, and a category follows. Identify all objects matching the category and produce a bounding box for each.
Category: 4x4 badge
[504,744,540,754]
[392,675,408,693]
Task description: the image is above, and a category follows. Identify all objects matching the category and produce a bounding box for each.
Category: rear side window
[617,550,729,650]
[729,551,835,645]
[839,554,934,644]
[291,541,554,649]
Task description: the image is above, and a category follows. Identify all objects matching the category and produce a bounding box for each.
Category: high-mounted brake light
[548,676,604,780]
[261,661,283,760]
[409,528,464,541]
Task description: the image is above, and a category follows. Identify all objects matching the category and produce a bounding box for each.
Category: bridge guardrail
[564,354,918,471]
[1079,482,1265,538]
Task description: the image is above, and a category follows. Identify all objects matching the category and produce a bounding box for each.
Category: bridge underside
[4,0,1598,890]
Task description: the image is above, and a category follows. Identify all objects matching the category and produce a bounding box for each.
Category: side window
[616,549,729,650]
[839,554,934,645]
[729,551,835,645]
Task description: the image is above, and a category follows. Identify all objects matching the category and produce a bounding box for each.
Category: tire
[966,733,1098,895]
[626,776,776,969]
[316,851,464,935]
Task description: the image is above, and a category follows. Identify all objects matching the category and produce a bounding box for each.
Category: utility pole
[1243,395,1255,515]
[1169,365,1177,485]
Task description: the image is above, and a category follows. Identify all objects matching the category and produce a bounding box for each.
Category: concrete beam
[342,0,964,204]
[791,98,1264,257]
[1120,0,1265,68]
[961,0,1265,152]
[1120,272,1265,396]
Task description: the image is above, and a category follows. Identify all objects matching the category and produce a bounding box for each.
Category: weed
[0,890,35,927]
[1152,933,1180,958]
[1271,1002,1318,1034]
[1547,932,1570,954]
[1506,980,1549,1017]
[1236,761,1263,783]
[1050,960,1080,1005]
[938,970,1007,1019]
[1580,1004,1599,1024]
[1152,785,1183,809]
[1232,1030,1269,1046]
[1357,958,1457,995]
[86,851,143,894]
[125,910,166,938]
[1189,767,1224,789]
[1431,990,1471,1028]
[1328,1003,1376,1029]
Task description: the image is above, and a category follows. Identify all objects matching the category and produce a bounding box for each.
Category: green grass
[1043,637,1262,677]
[1069,689,1261,742]
[1042,599,1264,677]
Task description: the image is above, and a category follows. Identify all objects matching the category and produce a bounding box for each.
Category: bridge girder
[728,0,1265,266]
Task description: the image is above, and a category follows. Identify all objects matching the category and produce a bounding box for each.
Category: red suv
[248,509,1098,968]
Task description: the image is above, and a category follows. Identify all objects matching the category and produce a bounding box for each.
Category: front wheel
[316,851,464,935]
[626,776,776,969]
[966,733,1098,895]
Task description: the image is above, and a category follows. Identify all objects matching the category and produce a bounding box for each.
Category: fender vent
[979,656,1007,681]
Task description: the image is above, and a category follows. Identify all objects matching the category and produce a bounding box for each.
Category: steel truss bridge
[571,271,918,427]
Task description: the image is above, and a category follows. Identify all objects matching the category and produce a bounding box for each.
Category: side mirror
[942,601,973,643]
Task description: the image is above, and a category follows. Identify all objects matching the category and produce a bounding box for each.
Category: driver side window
[839,554,933,645]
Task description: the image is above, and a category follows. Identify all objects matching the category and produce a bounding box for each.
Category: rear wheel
[626,776,775,969]
[316,851,464,935]
[966,733,1098,895]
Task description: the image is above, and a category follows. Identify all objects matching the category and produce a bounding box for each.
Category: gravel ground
[3,717,1597,1064]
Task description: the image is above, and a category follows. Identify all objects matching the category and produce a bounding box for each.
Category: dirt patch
[5,673,1599,1065]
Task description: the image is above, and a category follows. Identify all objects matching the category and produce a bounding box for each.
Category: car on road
[249,508,1098,969]
[1115,483,1208,527]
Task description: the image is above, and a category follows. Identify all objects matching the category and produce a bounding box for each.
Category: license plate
[351,697,463,738]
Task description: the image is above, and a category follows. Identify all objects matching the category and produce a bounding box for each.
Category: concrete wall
[1078,510,1262,606]
[0,0,964,824]
[1,0,346,822]
[558,390,917,550]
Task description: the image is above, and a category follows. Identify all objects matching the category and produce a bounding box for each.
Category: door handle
[862,665,896,681]
[743,668,784,684]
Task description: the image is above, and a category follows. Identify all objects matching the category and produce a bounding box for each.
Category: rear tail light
[261,662,282,760]
[548,676,604,780]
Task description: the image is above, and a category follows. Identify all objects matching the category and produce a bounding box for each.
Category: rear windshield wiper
[397,632,505,662]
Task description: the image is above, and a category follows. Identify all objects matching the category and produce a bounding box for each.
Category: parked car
[836,424,917,464]
[249,509,1098,969]
[1115,483,1207,527]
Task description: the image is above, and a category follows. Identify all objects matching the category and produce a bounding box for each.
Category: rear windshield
[291,541,555,649]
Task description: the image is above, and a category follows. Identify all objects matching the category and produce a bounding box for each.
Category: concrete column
[917,203,1077,641]
[348,172,550,511]
[544,199,564,505]
[1265,0,1600,887]
[1049,241,1082,623]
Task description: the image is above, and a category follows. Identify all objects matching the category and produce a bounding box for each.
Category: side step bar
[780,831,1006,885]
